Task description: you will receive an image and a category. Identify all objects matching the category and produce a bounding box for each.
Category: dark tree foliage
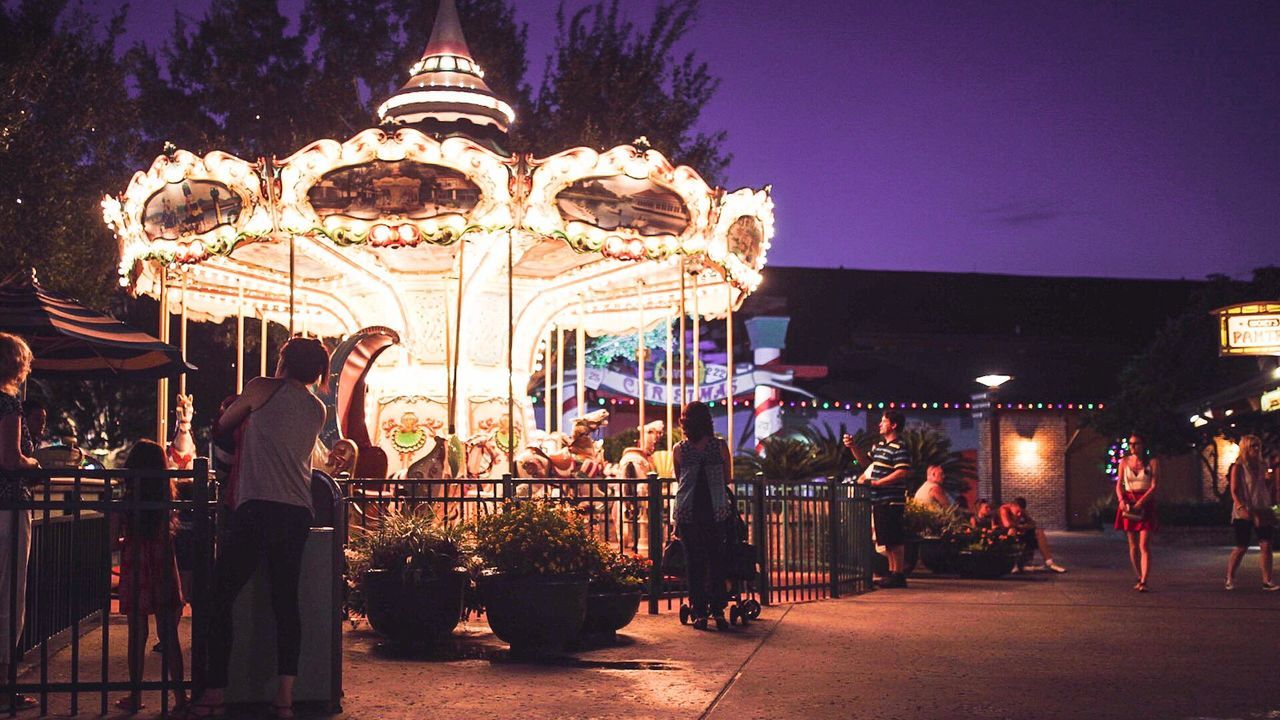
[1090,266,1280,459]
[0,1,139,307]
[524,0,730,184]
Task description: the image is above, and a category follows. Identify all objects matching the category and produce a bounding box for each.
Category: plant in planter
[905,500,962,574]
[581,546,650,640]
[943,523,1025,579]
[348,507,469,644]
[473,500,602,653]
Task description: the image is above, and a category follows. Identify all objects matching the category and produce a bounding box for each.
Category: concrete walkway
[19,532,1280,719]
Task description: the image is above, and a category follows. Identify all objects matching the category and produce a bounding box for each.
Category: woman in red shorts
[1115,433,1159,592]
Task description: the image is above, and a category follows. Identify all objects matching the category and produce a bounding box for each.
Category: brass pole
[178,272,188,397]
[692,271,701,399]
[576,295,586,416]
[556,327,566,434]
[679,258,687,409]
[544,328,553,431]
[506,229,515,477]
[235,283,245,393]
[637,283,646,436]
[156,270,169,444]
[665,313,673,456]
[259,310,268,377]
[449,239,465,436]
[726,284,734,477]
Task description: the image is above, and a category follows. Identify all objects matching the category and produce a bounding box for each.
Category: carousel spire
[376,0,515,141]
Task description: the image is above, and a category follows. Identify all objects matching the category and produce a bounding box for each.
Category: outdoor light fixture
[976,374,1012,389]
[975,373,1011,505]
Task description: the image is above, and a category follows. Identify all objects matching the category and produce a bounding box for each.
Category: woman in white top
[1115,434,1158,592]
[1225,435,1277,591]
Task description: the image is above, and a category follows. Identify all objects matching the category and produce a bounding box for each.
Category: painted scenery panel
[308,161,480,220]
[556,176,690,236]
[142,180,243,241]
[727,216,764,267]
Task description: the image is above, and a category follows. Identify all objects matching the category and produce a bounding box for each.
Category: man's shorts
[1233,519,1274,548]
[873,502,906,547]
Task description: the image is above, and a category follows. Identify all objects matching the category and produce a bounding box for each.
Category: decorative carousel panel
[524,144,714,262]
[709,187,774,292]
[107,149,270,289]
[276,127,513,250]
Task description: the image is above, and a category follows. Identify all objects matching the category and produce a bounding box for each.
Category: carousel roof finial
[376,0,515,140]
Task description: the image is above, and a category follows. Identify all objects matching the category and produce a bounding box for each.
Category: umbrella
[0,269,194,379]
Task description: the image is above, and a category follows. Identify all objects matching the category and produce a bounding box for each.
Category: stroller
[670,490,762,627]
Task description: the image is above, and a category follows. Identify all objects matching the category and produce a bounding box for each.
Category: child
[118,440,187,713]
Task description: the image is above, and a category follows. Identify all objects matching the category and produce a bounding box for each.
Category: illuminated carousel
[103,0,774,479]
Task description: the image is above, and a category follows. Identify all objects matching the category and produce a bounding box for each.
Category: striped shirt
[867,438,911,503]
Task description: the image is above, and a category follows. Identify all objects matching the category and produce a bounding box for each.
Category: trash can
[222,526,342,711]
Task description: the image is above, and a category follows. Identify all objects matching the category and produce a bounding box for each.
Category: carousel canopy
[0,270,193,379]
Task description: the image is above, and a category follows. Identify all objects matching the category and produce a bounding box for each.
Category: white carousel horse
[166,394,196,470]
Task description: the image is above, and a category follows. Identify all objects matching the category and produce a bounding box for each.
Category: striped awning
[0,270,194,379]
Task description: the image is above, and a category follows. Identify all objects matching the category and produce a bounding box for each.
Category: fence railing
[0,461,214,718]
[338,473,874,613]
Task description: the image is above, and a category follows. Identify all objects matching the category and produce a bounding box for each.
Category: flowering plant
[943,523,1023,554]
[589,546,652,593]
[344,507,466,616]
[473,499,601,577]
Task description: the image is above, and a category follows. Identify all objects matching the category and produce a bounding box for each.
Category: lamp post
[975,374,1012,505]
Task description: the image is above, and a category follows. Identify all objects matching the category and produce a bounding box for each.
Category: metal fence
[0,460,214,718]
[339,473,874,613]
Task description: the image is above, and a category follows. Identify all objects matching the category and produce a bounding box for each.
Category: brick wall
[977,412,1069,530]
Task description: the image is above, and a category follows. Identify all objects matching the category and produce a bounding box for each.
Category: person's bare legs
[274,675,296,717]
[1259,539,1273,585]
[155,608,186,709]
[1126,532,1141,581]
[1034,528,1055,563]
[1227,545,1247,587]
[1138,530,1152,586]
[122,612,149,710]
[888,545,904,575]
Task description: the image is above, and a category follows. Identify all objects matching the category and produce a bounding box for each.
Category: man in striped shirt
[852,410,912,588]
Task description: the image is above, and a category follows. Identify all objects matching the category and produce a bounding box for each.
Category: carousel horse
[166,394,196,470]
[608,420,665,479]
[566,410,610,478]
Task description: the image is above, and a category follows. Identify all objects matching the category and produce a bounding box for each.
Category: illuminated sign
[1214,302,1280,356]
[1263,388,1280,414]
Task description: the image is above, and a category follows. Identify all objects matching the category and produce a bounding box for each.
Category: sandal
[272,703,296,719]
[1135,581,1148,593]
[115,696,146,713]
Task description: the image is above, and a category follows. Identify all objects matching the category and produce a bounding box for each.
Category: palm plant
[896,426,975,498]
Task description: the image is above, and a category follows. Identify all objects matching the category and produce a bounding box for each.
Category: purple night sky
[106,0,1279,280]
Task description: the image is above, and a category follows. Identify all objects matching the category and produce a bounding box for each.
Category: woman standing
[673,401,733,631]
[186,338,329,719]
[1115,434,1159,592]
[1225,435,1277,591]
[0,333,37,712]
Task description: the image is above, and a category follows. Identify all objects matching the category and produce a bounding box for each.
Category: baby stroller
[675,492,762,627]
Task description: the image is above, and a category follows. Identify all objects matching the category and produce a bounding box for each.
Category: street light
[976,374,1012,504]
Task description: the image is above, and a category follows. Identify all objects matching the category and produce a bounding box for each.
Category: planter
[954,549,1017,579]
[918,538,957,575]
[363,568,468,645]
[477,574,588,654]
[580,590,642,640]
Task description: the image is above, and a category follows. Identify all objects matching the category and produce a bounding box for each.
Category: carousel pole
[543,328,553,431]
[156,269,169,443]
[506,229,515,477]
[575,294,586,416]
[725,284,735,477]
[556,327,566,434]
[679,258,687,408]
[637,282,645,436]
[692,271,701,399]
[665,312,673,456]
[235,283,245,393]
[259,310,268,377]
[449,239,465,436]
[288,236,296,335]
[178,272,188,397]
[300,284,309,338]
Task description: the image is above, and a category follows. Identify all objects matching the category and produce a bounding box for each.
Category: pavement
[19,532,1280,719]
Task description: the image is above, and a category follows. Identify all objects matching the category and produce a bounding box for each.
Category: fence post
[501,473,514,503]
[752,473,769,606]
[646,472,662,615]
[190,457,211,691]
[828,478,841,599]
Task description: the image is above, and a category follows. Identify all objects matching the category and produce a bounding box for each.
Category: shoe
[1135,581,1148,593]
[1044,560,1067,573]
[1263,582,1280,592]
[692,616,708,630]
[115,696,146,713]
[712,612,729,631]
[877,574,907,589]
[1225,579,1235,590]
[1010,564,1021,574]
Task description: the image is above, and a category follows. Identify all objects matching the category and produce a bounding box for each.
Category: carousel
[102,0,774,482]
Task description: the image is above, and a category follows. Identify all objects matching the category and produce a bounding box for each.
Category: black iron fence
[339,473,874,613]
[0,461,214,718]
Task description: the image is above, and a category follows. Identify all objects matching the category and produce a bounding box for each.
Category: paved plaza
[19,532,1280,719]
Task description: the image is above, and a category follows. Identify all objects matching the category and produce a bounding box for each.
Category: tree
[523,0,730,183]
[0,1,140,307]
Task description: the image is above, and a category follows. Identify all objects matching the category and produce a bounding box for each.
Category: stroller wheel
[679,604,691,625]
[743,599,762,620]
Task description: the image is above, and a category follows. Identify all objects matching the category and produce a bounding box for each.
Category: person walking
[117,440,186,713]
[1225,435,1278,591]
[185,338,329,719]
[673,401,733,631]
[0,333,37,712]
[848,410,912,588]
[1115,433,1158,592]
